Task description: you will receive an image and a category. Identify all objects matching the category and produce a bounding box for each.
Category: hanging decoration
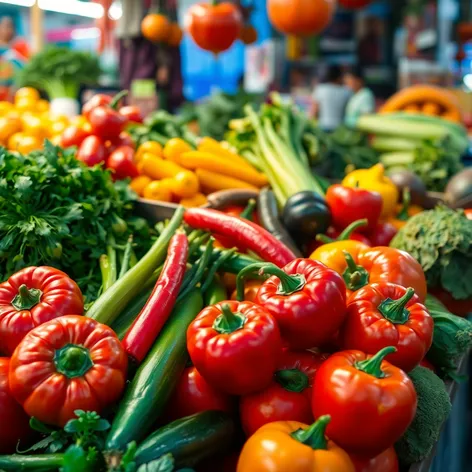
[338,0,373,9]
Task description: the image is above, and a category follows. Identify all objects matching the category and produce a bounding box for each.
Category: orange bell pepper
[237,416,355,472]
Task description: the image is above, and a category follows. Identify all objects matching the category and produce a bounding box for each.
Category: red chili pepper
[238,259,346,350]
[340,283,434,372]
[312,347,417,457]
[0,357,32,453]
[0,266,84,355]
[239,350,328,436]
[77,135,106,167]
[187,301,282,395]
[367,221,398,247]
[349,447,399,472]
[106,145,139,180]
[61,125,90,148]
[119,105,144,123]
[82,93,112,119]
[122,232,188,363]
[184,208,296,267]
[167,366,234,422]
[9,315,128,427]
[326,185,383,232]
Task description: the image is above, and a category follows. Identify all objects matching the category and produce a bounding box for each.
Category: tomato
[349,447,399,472]
[141,13,171,42]
[136,141,163,160]
[464,209,472,220]
[106,146,139,180]
[8,133,42,154]
[267,0,335,36]
[15,87,40,104]
[89,107,127,141]
[113,131,135,149]
[169,171,200,197]
[186,2,243,54]
[240,25,258,45]
[77,135,106,167]
[142,180,173,202]
[167,23,184,47]
[130,175,152,197]
[0,116,22,143]
[163,137,192,162]
[21,114,49,139]
[339,0,373,8]
[61,125,90,148]
[82,94,112,119]
[0,101,14,115]
[35,99,49,113]
[0,358,32,453]
[119,106,143,123]
[15,98,37,113]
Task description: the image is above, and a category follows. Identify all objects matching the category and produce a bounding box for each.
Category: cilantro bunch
[0,142,153,301]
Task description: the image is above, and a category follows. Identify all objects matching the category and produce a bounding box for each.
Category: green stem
[342,251,370,291]
[110,90,128,110]
[396,188,411,221]
[119,235,134,279]
[11,285,42,311]
[54,344,93,378]
[275,369,309,393]
[259,264,306,295]
[236,262,270,301]
[355,346,397,378]
[378,288,415,324]
[316,219,368,244]
[213,304,246,334]
[240,199,257,221]
[290,416,331,450]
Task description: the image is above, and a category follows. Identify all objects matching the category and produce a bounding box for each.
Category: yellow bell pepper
[342,164,399,218]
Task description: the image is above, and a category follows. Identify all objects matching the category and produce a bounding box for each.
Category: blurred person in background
[344,65,375,128]
[311,65,351,132]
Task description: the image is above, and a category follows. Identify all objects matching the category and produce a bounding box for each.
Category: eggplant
[257,188,302,257]
[387,169,427,206]
[445,168,472,207]
[282,191,331,245]
[206,189,260,210]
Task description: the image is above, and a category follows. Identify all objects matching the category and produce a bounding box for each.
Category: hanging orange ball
[240,25,258,45]
[141,14,172,43]
[167,23,184,47]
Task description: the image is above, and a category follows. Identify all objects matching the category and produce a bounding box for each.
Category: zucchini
[135,411,235,468]
[371,136,422,153]
[105,290,204,454]
[380,151,415,168]
[0,454,64,471]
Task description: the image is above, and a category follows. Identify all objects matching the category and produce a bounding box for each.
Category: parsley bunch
[0,142,153,301]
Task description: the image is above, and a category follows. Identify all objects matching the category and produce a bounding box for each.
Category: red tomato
[367,221,398,247]
[106,145,139,180]
[119,106,143,123]
[0,358,31,453]
[350,447,399,472]
[464,208,472,220]
[167,367,234,422]
[89,107,127,141]
[61,125,90,148]
[77,135,106,167]
[82,94,112,119]
[186,2,243,54]
[339,0,373,9]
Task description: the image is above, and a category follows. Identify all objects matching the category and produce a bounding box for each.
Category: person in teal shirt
[344,66,375,128]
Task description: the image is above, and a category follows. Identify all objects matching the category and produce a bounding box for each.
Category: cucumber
[371,136,422,153]
[380,151,415,168]
[135,411,235,468]
[105,289,204,454]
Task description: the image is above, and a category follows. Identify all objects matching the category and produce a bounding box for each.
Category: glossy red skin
[0,358,32,453]
[350,447,399,472]
[187,300,282,395]
[239,350,328,436]
[9,315,128,427]
[256,258,347,349]
[464,209,472,220]
[0,266,84,355]
[430,288,472,317]
[341,283,434,372]
[89,106,127,140]
[77,135,106,166]
[339,0,372,8]
[419,358,435,372]
[367,222,398,247]
[82,94,112,119]
[186,2,242,54]
[119,106,143,123]
[312,349,417,457]
[61,125,90,148]
[326,185,382,232]
[215,205,261,249]
[307,227,372,254]
[106,145,139,180]
[167,366,234,421]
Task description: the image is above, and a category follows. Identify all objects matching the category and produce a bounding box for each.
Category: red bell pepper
[187,301,282,395]
[122,232,188,363]
[82,93,112,119]
[184,208,296,267]
[0,357,32,453]
[238,259,347,349]
[106,145,139,180]
[349,447,399,472]
[167,366,234,422]
[312,347,417,457]
[9,315,128,427]
[239,350,328,436]
[77,135,107,167]
[0,266,84,355]
[326,185,382,232]
[341,283,434,372]
[367,222,398,247]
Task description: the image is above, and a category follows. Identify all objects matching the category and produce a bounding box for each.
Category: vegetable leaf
[137,454,175,472]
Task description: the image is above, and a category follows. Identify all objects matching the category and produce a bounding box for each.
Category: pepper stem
[274,369,309,393]
[396,188,411,221]
[213,304,246,334]
[11,284,42,311]
[316,219,368,244]
[291,416,331,450]
[342,252,369,291]
[110,90,128,110]
[240,199,257,221]
[258,264,306,296]
[54,344,93,378]
[378,288,415,324]
[355,346,397,378]
[236,263,268,302]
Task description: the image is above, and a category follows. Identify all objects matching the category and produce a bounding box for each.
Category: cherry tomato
[89,107,127,141]
[119,105,143,123]
[61,125,90,148]
[77,135,106,167]
[82,94,112,119]
[106,145,139,180]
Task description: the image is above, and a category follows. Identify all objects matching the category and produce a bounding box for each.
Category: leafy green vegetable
[424,294,472,379]
[395,366,451,465]
[0,142,153,302]
[16,46,101,100]
[60,445,97,472]
[391,206,472,300]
